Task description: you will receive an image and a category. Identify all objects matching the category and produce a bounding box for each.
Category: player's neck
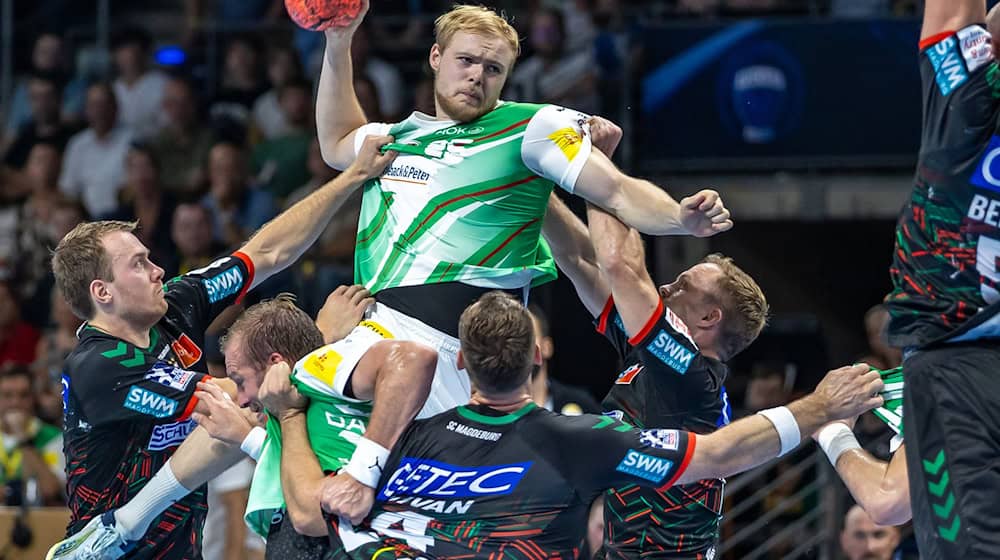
[469,387,533,414]
[529,366,549,405]
[88,313,153,349]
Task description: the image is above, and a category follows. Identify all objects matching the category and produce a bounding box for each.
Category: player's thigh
[903,344,1000,558]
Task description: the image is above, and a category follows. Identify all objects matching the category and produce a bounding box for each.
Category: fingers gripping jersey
[352,102,592,294]
[596,298,730,558]
[328,405,695,560]
[62,253,253,559]
[872,367,904,452]
[887,25,1000,347]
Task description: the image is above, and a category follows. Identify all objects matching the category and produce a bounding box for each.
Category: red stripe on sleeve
[919,31,954,51]
[232,251,256,305]
[659,433,696,491]
[176,375,212,421]
[596,296,615,335]
[628,300,664,346]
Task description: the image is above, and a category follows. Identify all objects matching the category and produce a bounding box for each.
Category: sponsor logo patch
[302,347,343,387]
[124,386,179,418]
[144,362,197,391]
[640,429,680,451]
[958,26,993,74]
[379,458,531,500]
[202,266,243,304]
[61,374,70,415]
[148,419,196,450]
[615,364,644,385]
[646,330,695,374]
[971,136,1000,194]
[664,308,697,347]
[359,320,393,339]
[616,449,675,484]
[170,334,202,368]
[926,35,969,96]
[547,127,583,161]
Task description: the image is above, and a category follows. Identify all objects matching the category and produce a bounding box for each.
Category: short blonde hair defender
[434,5,521,59]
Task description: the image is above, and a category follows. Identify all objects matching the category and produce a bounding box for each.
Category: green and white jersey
[872,366,904,452]
[352,101,593,293]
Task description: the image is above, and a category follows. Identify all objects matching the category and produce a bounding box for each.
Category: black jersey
[596,298,730,559]
[62,253,254,559]
[886,25,1000,348]
[327,403,696,559]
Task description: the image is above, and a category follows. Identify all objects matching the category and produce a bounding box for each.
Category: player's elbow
[397,342,438,382]
[866,487,911,526]
[288,506,327,538]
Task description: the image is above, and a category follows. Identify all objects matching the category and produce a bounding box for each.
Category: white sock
[113,459,192,540]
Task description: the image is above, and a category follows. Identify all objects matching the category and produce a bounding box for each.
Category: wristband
[757,406,801,456]
[240,426,267,461]
[817,423,861,467]
[342,437,391,488]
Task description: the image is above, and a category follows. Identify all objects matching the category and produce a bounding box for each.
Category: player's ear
[90,279,111,307]
[700,307,722,329]
[533,343,543,366]
[429,43,442,73]
[268,352,283,365]
[456,349,466,370]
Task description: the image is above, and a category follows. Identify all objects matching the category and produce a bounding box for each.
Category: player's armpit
[921,0,985,44]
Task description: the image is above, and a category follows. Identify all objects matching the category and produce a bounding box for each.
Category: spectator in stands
[34,286,81,388]
[0,282,39,368]
[350,23,404,121]
[0,366,64,506]
[840,504,902,560]
[413,76,436,115]
[527,304,602,415]
[203,459,265,560]
[151,75,214,196]
[4,32,87,139]
[3,73,75,171]
[102,144,178,269]
[252,79,313,200]
[201,141,276,248]
[509,6,600,114]
[284,138,355,315]
[59,82,131,218]
[112,26,169,140]
[171,202,227,276]
[355,74,384,123]
[211,36,267,144]
[253,44,306,140]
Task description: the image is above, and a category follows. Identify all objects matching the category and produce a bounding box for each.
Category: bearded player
[312,1,732,519]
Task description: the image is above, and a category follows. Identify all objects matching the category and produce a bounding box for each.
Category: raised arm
[922,0,984,42]
[238,135,395,290]
[542,195,609,317]
[831,445,911,526]
[316,1,371,170]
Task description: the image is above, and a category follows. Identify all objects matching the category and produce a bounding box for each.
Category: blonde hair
[702,254,769,361]
[434,5,520,60]
[52,220,138,320]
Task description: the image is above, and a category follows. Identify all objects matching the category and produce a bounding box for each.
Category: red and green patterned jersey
[327,404,696,560]
[596,298,730,559]
[351,102,592,294]
[887,25,1000,348]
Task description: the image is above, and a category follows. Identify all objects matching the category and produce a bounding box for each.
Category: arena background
[0,1,987,558]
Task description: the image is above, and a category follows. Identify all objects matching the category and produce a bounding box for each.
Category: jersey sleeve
[594,297,630,359]
[163,252,254,332]
[569,415,696,494]
[520,104,593,193]
[353,122,395,156]
[290,320,389,401]
[918,26,1000,163]
[69,352,208,428]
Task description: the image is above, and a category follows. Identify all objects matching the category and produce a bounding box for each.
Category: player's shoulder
[65,326,123,373]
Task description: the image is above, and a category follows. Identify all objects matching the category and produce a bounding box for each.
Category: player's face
[101,231,167,325]
[429,32,514,123]
[658,263,724,327]
[224,338,263,411]
[840,509,900,560]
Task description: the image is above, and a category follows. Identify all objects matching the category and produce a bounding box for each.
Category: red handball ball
[285,0,363,31]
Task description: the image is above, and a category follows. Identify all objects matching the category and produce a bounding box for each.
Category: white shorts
[295,302,469,418]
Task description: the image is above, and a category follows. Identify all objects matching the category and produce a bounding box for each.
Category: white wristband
[342,437,391,488]
[757,406,801,457]
[240,426,267,461]
[817,423,861,467]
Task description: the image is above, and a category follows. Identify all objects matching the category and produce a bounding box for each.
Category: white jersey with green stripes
[352,101,593,293]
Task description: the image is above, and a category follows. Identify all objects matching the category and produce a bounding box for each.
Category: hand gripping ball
[285,0,363,31]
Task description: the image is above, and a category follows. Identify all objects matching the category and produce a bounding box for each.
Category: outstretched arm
[542,195,609,317]
[922,0,984,42]
[316,1,371,169]
[238,135,396,290]
[833,445,910,525]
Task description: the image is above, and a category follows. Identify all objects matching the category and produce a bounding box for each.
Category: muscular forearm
[586,203,647,282]
[611,176,685,236]
[542,195,608,316]
[279,413,327,537]
[836,450,911,525]
[361,345,436,449]
[168,426,246,490]
[240,171,368,287]
[317,33,368,169]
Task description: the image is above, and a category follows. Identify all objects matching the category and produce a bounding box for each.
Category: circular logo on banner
[716,40,804,145]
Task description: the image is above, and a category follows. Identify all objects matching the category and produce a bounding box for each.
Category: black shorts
[265,509,331,560]
[902,341,1000,559]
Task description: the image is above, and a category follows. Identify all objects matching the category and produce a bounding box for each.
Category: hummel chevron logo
[923,448,960,543]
